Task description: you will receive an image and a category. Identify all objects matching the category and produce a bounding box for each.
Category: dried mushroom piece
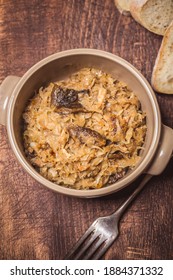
[51,85,89,113]
[108,169,127,184]
[68,125,106,147]
[108,151,123,159]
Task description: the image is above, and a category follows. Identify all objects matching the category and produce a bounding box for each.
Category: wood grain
[0,0,173,260]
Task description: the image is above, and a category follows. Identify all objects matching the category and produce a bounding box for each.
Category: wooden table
[0,0,173,260]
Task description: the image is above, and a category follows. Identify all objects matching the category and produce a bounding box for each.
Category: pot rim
[7,48,161,197]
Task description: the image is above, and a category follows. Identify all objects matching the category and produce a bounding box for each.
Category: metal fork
[64,174,152,260]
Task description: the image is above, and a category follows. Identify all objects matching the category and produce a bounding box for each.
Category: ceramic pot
[0,49,172,197]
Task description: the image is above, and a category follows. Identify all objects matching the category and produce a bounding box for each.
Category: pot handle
[146,124,173,175]
[0,75,21,126]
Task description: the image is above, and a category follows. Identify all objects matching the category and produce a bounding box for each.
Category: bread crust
[114,0,131,16]
[130,0,148,26]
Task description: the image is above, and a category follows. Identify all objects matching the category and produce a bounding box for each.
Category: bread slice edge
[151,20,173,94]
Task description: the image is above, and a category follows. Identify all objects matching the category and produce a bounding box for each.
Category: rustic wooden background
[0,0,173,260]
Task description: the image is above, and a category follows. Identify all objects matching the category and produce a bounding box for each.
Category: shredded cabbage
[23,68,146,189]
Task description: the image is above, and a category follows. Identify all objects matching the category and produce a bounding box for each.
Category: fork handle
[112,174,152,219]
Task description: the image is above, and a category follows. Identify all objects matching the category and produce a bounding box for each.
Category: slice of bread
[114,0,131,15]
[151,21,173,94]
[130,0,173,35]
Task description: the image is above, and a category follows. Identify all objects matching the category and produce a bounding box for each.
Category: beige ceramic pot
[0,49,173,197]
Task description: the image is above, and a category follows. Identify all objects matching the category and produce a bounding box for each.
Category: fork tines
[64,222,107,260]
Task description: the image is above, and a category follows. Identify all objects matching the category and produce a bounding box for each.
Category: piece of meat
[68,125,106,147]
[51,85,89,113]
